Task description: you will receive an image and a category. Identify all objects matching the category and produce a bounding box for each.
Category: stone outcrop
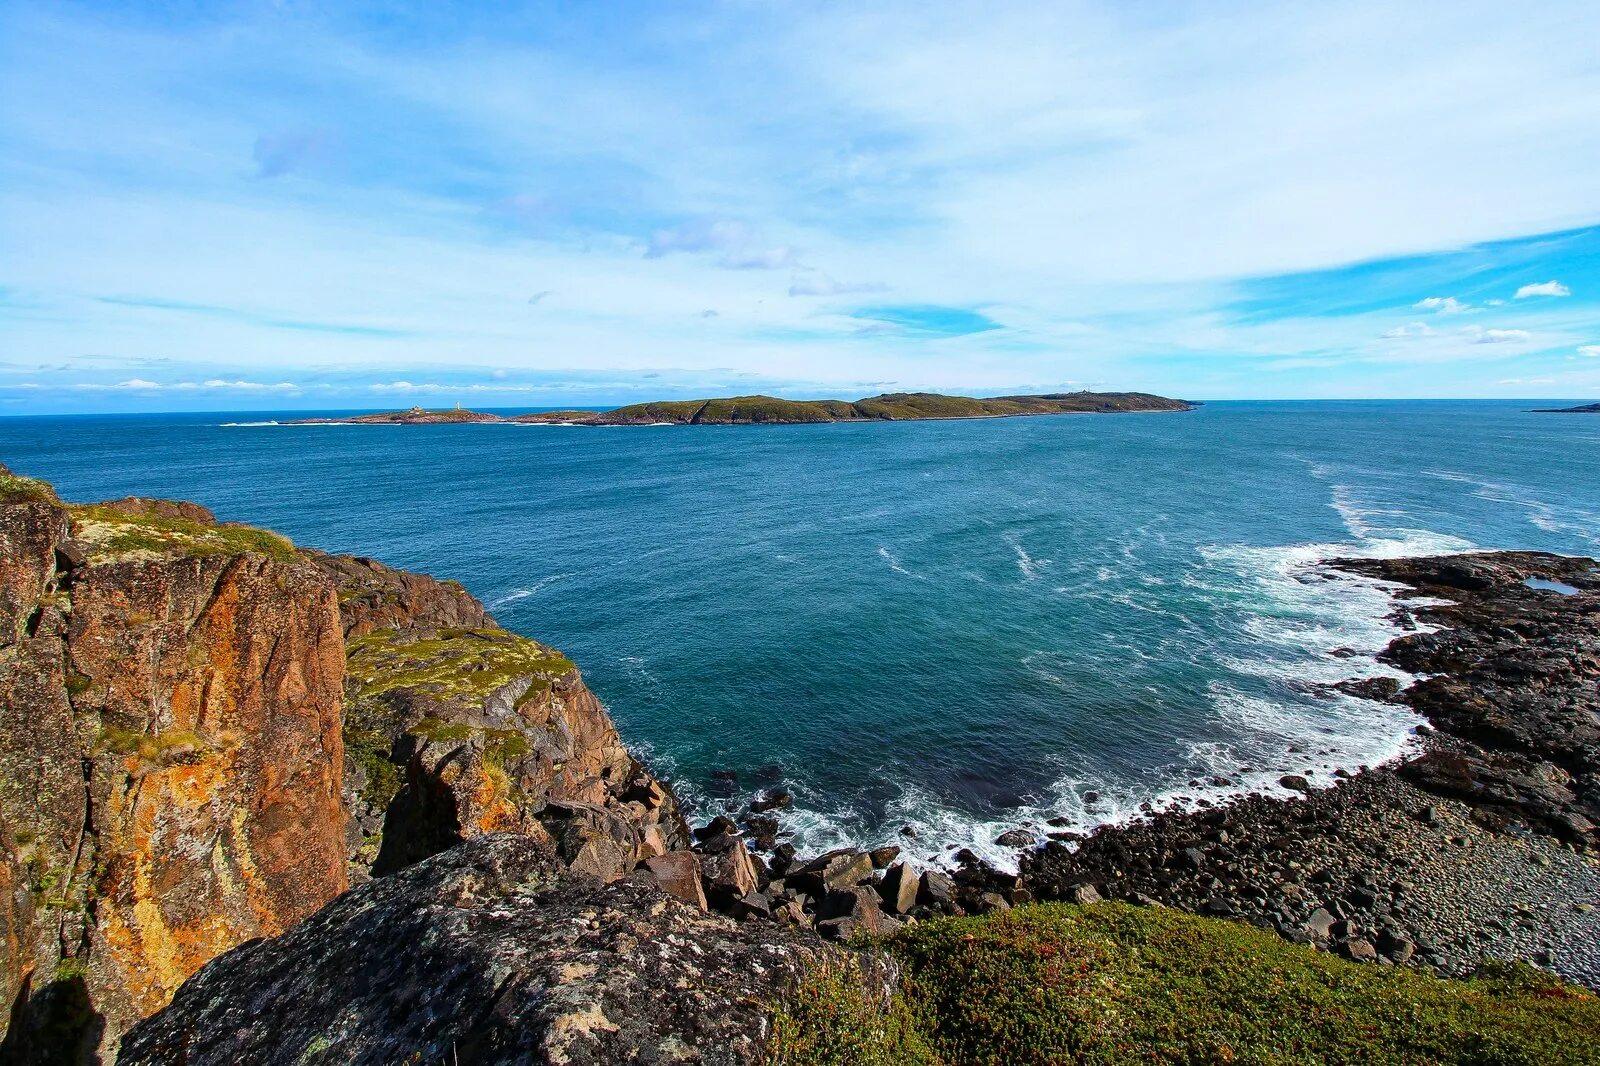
[0,466,691,1062]
[119,834,898,1066]
[0,468,348,1063]
[1335,551,1599,845]
[314,551,689,883]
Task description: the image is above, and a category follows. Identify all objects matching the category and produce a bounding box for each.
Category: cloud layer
[2,1,1600,409]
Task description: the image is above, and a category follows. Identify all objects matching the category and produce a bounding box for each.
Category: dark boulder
[119,835,897,1066]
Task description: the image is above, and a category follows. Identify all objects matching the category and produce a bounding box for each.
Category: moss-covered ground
[0,469,60,504]
[768,902,1600,1065]
[68,504,294,562]
[344,626,573,705]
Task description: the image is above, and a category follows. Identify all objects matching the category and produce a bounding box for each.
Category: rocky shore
[1022,551,1600,984]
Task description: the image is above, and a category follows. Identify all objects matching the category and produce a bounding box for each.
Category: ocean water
[6,401,1598,868]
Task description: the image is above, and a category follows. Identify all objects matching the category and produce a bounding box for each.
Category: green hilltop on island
[285,390,1195,426]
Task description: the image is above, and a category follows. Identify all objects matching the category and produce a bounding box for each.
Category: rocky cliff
[0,467,689,1062]
[0,473,348,1063]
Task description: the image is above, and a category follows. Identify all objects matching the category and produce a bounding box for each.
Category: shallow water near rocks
[7,400,1599,869]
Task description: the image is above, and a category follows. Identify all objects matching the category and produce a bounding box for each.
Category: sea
[6,400,1598,869]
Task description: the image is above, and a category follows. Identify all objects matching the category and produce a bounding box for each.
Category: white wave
[486,573,570,610]
[1422,469,1600,546]
[877,545,923,580]
[218,420,280,427]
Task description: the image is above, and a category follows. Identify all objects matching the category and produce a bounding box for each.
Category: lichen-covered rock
[306,550,488,640]
[320,558,689,883]
[0,478,349,1063]
[119,834,898,1066]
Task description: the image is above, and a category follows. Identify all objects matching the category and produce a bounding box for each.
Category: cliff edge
[0,466,688,1063]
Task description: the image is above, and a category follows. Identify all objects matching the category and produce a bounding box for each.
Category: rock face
[0,470,348,1063]
[119,834,897,1066]
[0,466,691,1062]
[316,551,689,883]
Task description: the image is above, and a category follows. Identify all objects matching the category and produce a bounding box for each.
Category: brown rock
[644,851,707,911]
[0,489,348,1060]
[878,862,919,915]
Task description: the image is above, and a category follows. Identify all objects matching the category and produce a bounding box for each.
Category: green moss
[345,626,573,706]
[68,504,294,562]
[53,957,88,983]
[95,725,208,765]
[810,902,1600,1066]
[409,716,475,743]
[344,730,403,813]
[64,672,91,697]
[482,728,533,765]
[0,470,60,504]
[765,966,940,1066]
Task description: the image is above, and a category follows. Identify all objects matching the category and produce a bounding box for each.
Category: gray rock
[1064,882,1102,906]
[879,862,920,915]
[1280,775,1312,793]
[119,835,896,1066]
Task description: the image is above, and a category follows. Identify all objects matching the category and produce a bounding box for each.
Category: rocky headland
[283,390,1195,427]
[1535,402,1600,413]
[1023,551,1600,982]
[3,461,1598,1063]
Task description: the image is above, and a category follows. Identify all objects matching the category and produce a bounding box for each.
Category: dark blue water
[6,402,1598,867]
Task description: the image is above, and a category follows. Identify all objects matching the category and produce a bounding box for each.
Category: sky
[2,1,1600,413]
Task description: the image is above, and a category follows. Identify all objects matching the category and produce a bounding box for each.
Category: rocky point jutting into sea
[1,461,1597,1063]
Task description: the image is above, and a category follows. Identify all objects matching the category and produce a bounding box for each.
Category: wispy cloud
[4,2,1600,406]
[1463,326,1532,344]
[788,274,890,297]
[251,129,340,179]
[1580,345,1600,357]
[1514,280,1571,298]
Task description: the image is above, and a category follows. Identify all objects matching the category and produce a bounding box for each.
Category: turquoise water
[7,401,1598,867]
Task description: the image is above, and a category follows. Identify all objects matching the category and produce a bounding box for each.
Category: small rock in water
[1279,775,1312,793]
[995,829,1035,848]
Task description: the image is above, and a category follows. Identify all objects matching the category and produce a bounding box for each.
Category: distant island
[1533,402,1600,413]
[285,390,1196,426]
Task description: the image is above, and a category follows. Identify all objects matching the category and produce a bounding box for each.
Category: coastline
[1010,551,1600,984]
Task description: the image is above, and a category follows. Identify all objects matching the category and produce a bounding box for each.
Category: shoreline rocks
[1021,550,1600,986]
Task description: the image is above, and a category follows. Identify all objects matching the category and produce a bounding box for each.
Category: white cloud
[72,378,301,391]
[1463,327,1531,344]
[1579,345,1600,357]
[1514,280,1570,298]
[719,245,801,270]
[1382,321,1433,338]
[1414,297,1471,315]
[788,273,891,297]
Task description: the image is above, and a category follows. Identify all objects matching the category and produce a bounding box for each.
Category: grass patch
[778,903,1600,1066]
[95,725,208,765]
[68,504,294,563]
[344,729,403,813]
[766,966,939,1066]
[0,469,60,504]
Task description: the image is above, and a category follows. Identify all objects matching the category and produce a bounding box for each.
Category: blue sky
[3,1,1599,413]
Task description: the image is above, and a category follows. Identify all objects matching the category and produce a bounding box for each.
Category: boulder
[119,835,900,1066]
[790,849,874,896]
[879,862,920,915]
[643,851,707,911]
[699,834,760,909]
[1064,882,1103,906]
[1279,775,1312,793]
